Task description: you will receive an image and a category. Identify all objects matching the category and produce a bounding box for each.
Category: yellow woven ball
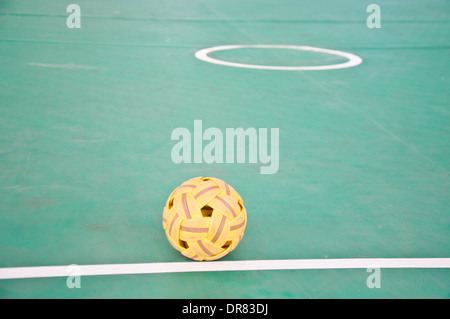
[162,176,247,261]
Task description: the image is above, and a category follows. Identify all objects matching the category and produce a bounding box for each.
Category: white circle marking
[195,45,363,71]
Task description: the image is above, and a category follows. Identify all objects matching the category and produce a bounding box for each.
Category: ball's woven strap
[163,177,246,261]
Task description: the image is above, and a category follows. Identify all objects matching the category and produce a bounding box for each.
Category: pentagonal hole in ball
[222,241,232,249]
[179,240,189,249]
[168,198,174,209]
[201,205,213,217]
[237,199,244,212]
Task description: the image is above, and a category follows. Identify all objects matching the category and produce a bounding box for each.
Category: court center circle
[195,45,363,71]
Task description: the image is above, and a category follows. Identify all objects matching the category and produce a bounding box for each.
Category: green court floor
[0,0,449,298]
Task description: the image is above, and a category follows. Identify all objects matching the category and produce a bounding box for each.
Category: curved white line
[1,258,449,279]
[195,45,363,71]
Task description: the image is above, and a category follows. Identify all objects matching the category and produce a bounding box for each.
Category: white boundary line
[194,45,363,71]
[1,258,449,279]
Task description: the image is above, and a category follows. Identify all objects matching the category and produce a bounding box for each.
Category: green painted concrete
[0,0,449,298]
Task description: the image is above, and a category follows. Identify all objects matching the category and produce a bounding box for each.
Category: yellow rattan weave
[162,177,247,261]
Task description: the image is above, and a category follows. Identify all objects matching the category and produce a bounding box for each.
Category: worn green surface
[0,0,449,298]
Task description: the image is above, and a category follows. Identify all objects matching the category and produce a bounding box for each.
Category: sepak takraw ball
[162,177,247,261]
